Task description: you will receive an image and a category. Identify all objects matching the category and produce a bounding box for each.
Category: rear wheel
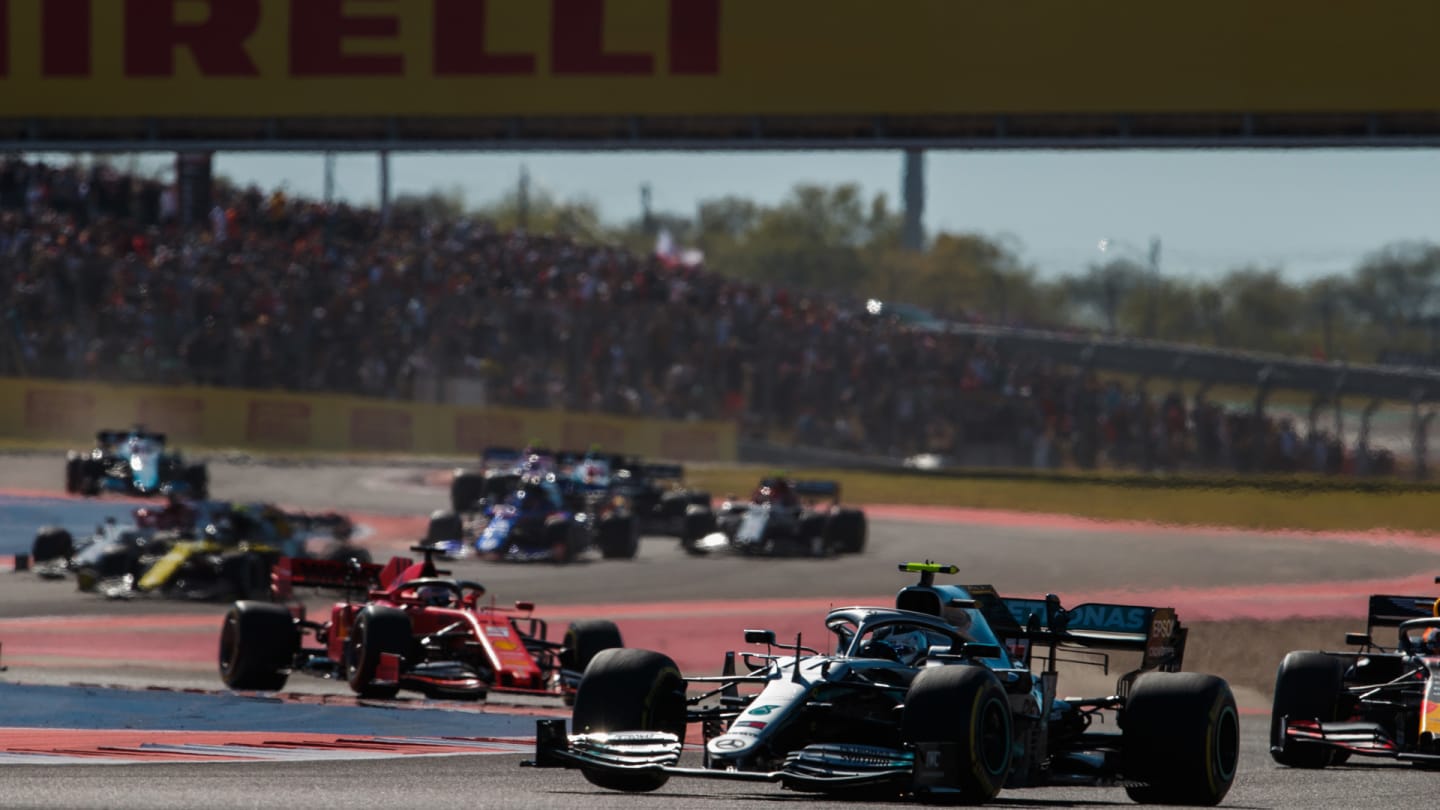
[901,665,1012,803]
[598,516,639,559]
[221,554,271,601]
[64,456,83,494]
[824,509,867,555]
[32,527,74,564]
[658,491,690,520]
[346,606,411,699]
[185,464,209,499]
[80,459,103,496]
[1123,672,1239,805]
[1270,651,1346,769]
[562,619,624,674]
[546,520,586,564]
[571,649,686,792]
[218,601,297,691]
[426,510,464,545]
[450,472,484,514]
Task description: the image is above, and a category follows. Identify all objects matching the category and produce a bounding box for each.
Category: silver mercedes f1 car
[525,562,1239,805]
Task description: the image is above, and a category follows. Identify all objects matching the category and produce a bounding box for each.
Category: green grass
[687,467,1440,535]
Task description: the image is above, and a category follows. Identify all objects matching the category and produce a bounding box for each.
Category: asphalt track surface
[0,455,1436,808]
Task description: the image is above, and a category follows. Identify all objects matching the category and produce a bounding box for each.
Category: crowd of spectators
[0,156,1399,476]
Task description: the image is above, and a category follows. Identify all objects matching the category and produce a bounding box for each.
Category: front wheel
[32,527,74,564]
[218,601,297,691]
[1123,672,1239,805]
[571,649,686,792]
[346,606,411,699]
[1270,651,1346,769]
[901,665,1012,803]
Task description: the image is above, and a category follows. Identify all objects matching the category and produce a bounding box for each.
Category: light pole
[1097,236,1162,339]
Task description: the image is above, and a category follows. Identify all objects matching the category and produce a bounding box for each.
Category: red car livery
[218,545,621,701]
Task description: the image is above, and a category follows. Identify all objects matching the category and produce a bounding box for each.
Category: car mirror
[1345,632,1371,647]
[744,629,776,646]
[514,600,534,612]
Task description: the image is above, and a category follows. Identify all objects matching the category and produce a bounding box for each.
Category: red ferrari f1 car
[218,545,622,701]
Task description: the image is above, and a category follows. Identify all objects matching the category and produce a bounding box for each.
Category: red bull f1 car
[1271,575,1440,767]
[525,562,1238,805]
[218,545,623,701]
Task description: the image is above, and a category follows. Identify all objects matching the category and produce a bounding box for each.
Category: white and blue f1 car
[525,562,1238,805]
[64,428,208,499]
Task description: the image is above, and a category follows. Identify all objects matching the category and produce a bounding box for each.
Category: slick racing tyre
[571,649,686,792]
[824,509,867,555]
[1123,672,1239,805]
[79,458,104,496]
[562,620,625,675]
[902,665,1012,803]
[658,491,690,519]
[185,464,209,499]
[32,527,74,564]
[597,515,639,560]
[546,520,586,564]
[450,472,484,514]
[680,506,716,555]
[346,605,411,699]
[426,510,464,545]
[221,554,271,601]
[219,601,298,691]
[64,456,83,494]
[1270,651,1347,768]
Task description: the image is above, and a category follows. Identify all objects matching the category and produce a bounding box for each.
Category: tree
[1064,259,1147,334]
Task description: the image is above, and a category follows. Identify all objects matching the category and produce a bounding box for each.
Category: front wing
[1274,716,1440,765]
[524,720,957,794]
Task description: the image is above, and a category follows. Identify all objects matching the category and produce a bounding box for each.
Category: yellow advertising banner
[0,0,1436,118]
[0,379,738,462]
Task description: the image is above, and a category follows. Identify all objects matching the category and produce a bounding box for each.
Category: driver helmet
[417,583,456,607]
[883,628,931,667]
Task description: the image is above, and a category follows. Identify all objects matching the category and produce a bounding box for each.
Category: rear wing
[1367,592,1439,634]
[967,585,1186,671]
[481,447,524,468]
[271,556,382,601]
[793,480,842,500]
[286,512,354,541]
[638,463,685,482]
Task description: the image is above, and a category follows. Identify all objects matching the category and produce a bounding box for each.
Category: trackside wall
[0,379,737,462]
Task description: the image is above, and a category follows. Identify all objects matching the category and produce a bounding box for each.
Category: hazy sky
[107,148,1440,283]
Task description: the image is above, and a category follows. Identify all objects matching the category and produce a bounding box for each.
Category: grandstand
[3,156,1426,478]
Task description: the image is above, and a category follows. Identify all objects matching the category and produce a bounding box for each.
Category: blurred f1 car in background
[64,427,208,499]
[426,447,641,563]
[29,499,362,600]
[447,446,555,515]
[219,545,624,702]
[680,476,866,557]
[526,561,1237,805]
[610,461,712,539]
[1271,575,1440,767]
